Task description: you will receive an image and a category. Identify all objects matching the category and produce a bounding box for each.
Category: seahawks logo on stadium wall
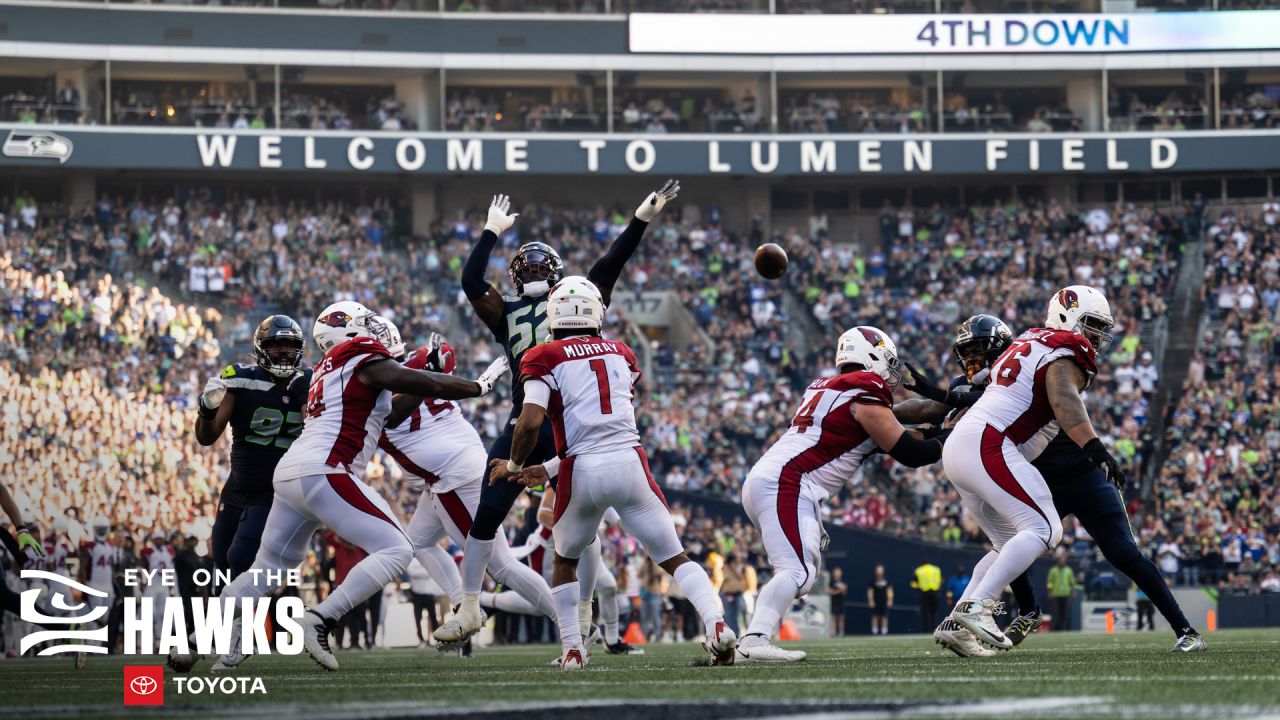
[19,570,109,656]
[1058,289,1080,309]
[2,130,75,164]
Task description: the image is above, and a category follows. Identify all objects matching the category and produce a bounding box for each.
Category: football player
[375,319,559,638]
[0,479,49,617]
[170,301,507,673]
[195,315,310,588]
[735,326,946,663]
[940,285,1125,650]
[437,180,679,644]
[490,277,733,670]
[904,312,1204,654]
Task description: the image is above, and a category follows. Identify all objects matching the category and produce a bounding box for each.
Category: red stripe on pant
[325,473,402,533]
[552,456,575,524]
[436,490,473,537]
[774,472,808,589]
[979,424,1051,541]
[633,446,668,508]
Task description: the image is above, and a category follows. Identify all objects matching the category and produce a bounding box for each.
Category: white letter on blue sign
[986,140,1008,172]
[579,140,606,172]
[751,141,778,174]
[708,141,731,173]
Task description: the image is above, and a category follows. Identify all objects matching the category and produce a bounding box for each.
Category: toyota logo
[130,676,159,696]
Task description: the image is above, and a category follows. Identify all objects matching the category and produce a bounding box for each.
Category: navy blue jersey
[220,363,311,504]
[946,373,1094,480]
[494,294,550,410]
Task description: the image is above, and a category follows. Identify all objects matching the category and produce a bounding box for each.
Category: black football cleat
[1004,607,1043,647]
[605,641,645,655]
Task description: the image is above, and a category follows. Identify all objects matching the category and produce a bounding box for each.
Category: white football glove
[484,194,519,236]
[200,377,228,410]
[473,356,510,397]
[635,178,680,222]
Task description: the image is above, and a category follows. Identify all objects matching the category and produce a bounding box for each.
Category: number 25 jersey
[957,328,1098,459]
[746,371,893,500]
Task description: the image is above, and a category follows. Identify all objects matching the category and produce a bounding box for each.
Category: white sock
[460,537,494,596]
[552,582,582,652]
[598,581,620,644]
[671,561,723,633]
[745,572,798,639]
[479,590,541,615]
[489,545,558,621]
[316,548,408,621]
[578,540,601,603]
[416,546,463,606]
[975,532,1045,602]
[959,550,1000,605]
[578,600,593,637]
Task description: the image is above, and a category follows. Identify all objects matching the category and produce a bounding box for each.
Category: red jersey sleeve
[618,341,643,386]
[1041,329,1099,376]
[519,343,559,383]
[327,336,391,369]
[850,372,894,407]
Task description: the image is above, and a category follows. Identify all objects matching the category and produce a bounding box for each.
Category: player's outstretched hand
[635,178,680,222]
[200,376,228,410]
[425,332,450,373]
[903,362,949,404]
[1084,438,1126,492]
[17,524,46,560]
[484,194,519,236]
[473,356,509,396]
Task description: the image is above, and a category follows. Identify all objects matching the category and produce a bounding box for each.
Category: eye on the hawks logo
[1057,289,1080,309]
[858,327,886,347]
[319,311,352,328]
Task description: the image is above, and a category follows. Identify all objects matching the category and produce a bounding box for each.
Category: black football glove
[1084,438,1125,492]
[903,362,950,405]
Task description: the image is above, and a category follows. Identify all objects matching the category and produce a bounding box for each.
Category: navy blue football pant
[1009,467,1192,634]
[469,416,558,542]
[211,499,272,590]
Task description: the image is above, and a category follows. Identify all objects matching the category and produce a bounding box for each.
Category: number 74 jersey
[746,371,893,500]
[519,337,642,457]
[958,327,1098,458]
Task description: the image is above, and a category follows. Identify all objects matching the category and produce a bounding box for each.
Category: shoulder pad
[220,364,238,379]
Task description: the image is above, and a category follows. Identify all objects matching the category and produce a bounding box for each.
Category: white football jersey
[746,371,892,500]
[275,337,394,482]
[25,542,68,577]
[143,545,174,574]
[520,336,641,457]
[82,540,120,590]
[957,327,1098,458]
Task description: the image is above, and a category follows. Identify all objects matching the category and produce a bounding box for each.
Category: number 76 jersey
[958,328,1098,458]
[746,371,893,500]
[519,336,642,457]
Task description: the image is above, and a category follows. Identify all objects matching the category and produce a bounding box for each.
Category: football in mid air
[754,243,788,280]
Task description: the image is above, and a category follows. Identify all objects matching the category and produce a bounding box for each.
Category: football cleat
[1004,607,1043,647]
[559,647,588,671]
[166,649,203,673]
[210,622,247,671]
[458,637,473,659]
[433,602,485,644]
[301,609,339,672]
[585,624,603,647]
[1171,631,1206,653]
[734,634,806,663]
[934,618,997,658]
[605,641,645,655]
[952,599,1012,650]
[704,621,738,666]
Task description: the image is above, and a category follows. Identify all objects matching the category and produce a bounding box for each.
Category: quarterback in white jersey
[738,326,946,663]
[491,277,734,671]
[375,321,558,632]
[942,285,1122,650]
[171,300,506,675]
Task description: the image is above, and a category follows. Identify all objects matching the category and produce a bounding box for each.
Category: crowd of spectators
[781,90,928,134]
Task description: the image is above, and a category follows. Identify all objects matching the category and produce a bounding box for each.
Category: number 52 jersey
[220,362,312,506]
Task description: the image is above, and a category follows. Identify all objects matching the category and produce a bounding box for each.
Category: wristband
[198,403,218,420]
[934,428,953,445]
[920,425,943,439]
[1083,438,1109,465]
[506,460,524,474]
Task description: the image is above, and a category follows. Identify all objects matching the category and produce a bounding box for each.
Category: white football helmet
[548,276,604,332]
[834,325,903,386]
[313,300,378,354]
[374,315,406,361]
[1046,285,1114,352]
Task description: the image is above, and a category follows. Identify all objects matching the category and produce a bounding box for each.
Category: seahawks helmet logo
[3,130,74,164]
[1057,289,1080,309]
[858,327,887,347]
[318,311,352,328]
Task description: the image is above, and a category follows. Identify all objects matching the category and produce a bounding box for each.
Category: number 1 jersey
[519,336,642,458]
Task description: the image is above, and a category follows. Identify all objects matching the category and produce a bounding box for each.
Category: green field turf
[2,629,1278,720]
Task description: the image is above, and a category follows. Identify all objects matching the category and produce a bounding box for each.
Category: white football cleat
[952,599,1012,650]
[558,647,588,671]
[301,609,340,672]
[704,620,738,666]
[734,634,806,663]
[433,601,484,644]
[210,622,247,671]
[934,618,997,658]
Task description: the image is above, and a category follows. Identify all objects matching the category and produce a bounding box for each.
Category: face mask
[521,280,551,297]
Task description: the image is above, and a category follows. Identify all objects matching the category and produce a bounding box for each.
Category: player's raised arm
[588,178,679,306]
[462,194,520,333]
[194,369,237,445]
[378,356,509,428]
[854,402,945,469]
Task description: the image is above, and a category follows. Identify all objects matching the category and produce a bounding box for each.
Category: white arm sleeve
[523,379,551,408]
[542,455,561,480]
